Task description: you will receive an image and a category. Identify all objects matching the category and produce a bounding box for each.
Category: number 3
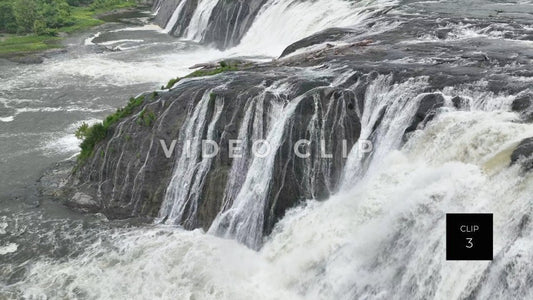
[466,238,473,248]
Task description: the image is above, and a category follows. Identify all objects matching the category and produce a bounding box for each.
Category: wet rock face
[153,0,199,36]
[67,63,448,238]
[69,69,364,234]
[153,0,179,27]
[511,138,533,171]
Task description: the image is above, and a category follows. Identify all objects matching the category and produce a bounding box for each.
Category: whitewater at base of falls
[9,107,533,299]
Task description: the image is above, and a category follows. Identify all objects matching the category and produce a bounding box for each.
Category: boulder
[452,96,470,110]
[511,137,533,171]
[511,94,533,121]
[404,93,445,135]
[512,95,531,112]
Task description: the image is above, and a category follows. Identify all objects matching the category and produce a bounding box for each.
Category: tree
[0,1,18,33]
[13,0,39,33]
[33,19,47,35]
[40,0,72,28]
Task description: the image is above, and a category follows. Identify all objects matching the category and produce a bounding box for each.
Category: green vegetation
[164,61,239,89]
[0,35,61,54]
[75,122,107,162]
[75,94,147,162]
[0,0,138,55]
[103,95,145,129]
[137,109,156,127]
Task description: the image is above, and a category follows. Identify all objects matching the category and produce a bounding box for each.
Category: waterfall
[183,0,220,41]
[215,88,269,213]
[260,110,533,299]
[341,75,429,186]
[151,70,436,251]
[158,90,225,227]
[207,85,300,249]
[17,89,533,299]
[234,0,397,55]
[155,0,397,53]
[156,71,439,249]
[163,0,188,34]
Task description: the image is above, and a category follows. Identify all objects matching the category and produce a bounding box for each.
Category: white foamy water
[42,118,103,155]
[110,24,165,32]
[12,105,533,299]
[0,243,18,255]
[0,116,14,122]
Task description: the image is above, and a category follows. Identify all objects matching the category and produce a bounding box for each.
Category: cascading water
[158,89,225,227]
[3,0,533,298]
[10,82,533,299]
[207,86,302,249]
[183,0,220,41]
[163,0,188,33]
[157,72,442,249]
[260,110,533,300]
[341,75,429,186]
[233,0,397,55]
[155,0,397,54]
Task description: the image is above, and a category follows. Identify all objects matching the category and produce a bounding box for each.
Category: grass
[0,1,138,56]
[164,62,239,89]
[62,3,136,33]
[0,34,61,54]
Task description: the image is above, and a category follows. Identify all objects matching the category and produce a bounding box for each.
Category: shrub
[13,0,39,33]
[0,2,18,33]
[78,122,107,161]
[76,94,147,163]
[137,109,156,126]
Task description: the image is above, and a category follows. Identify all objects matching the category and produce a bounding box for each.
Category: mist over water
[2,0,533,299]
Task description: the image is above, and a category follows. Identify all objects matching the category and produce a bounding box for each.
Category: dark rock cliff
[68,67,365,235]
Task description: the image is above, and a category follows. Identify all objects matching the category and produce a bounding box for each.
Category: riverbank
[0,3,147,59]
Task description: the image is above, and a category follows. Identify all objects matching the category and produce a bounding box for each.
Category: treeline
[0,0,132,35]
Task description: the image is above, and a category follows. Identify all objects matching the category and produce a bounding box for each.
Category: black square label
[446,213,493,260]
